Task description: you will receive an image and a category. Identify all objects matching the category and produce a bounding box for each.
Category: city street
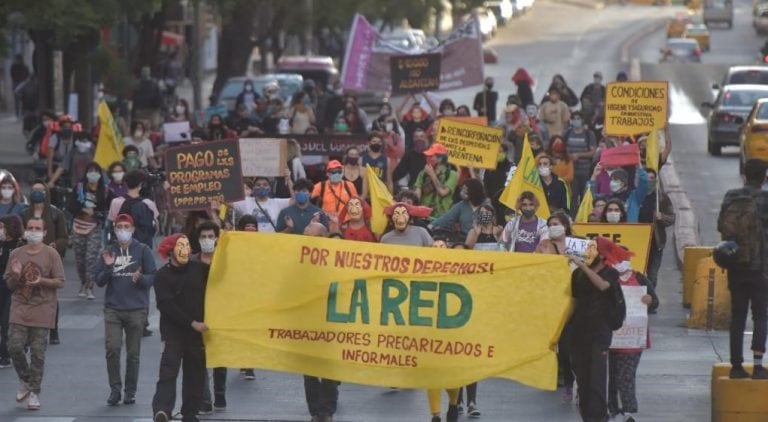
[0,0,762,421]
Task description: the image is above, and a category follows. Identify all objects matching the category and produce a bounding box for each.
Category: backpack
[606,280,627,331]
[717,191,762,269]
[118,197,157,246]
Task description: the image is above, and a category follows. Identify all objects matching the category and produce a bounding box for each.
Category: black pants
[202,367,227,405]
[571,338,609,422]
[558,323,575,387]
[646,243,664,289]
[728,271,768,366]
[0,287,10,359]
[152,338,206,421]
[458,383,478,405]
[303,376,339,418]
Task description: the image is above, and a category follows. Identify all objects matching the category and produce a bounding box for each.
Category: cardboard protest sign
[599,144,640,167]
[442,116,488,127]
[250,134,368,156]
[165,139,244,211]
[435,119,503,169]
[571,223,653,272]
[605,81,668,135]
[239,138,287,177]
[610,285,648,349]
[206,232,572,391]
[565,237,590,260]
[390,53,441,94]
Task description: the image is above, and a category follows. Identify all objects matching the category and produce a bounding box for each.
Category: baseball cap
[326,160,343,171]
[423,143,448,157]
[115,213,134,226]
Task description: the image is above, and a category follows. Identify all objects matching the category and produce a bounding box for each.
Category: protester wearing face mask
[68,162,108,300]
[398,96,434,151]
[473,77,499,124]
[122,145,143,171]
[207,114,230,141]
[601,199,628,224]
[393,129,429,191]
[342,147,364,194]
[95,213,156,406]
[637,168,675,290]
[21,181,68,257]
[537,154,570,214]
[46,117,78,189]
[169,99,191,122]
[502,191,549,252]
[235,80,261,115]
[0,214,24,369]
[592,163,648,223]
[414,143,458,219]
[50,133,94,190]
[546,135,574,187]
[465,204,503,251]
[371,103,404,137]
[0,173,26,216]
[248,177,291,233]
[430,178,489,239]
[311,161,358,218]
[535,212,572,255]
[106,162,129,204]
[4,217,65,411]
[362,132,394,193]
[277,179,329,235]
[564,110,597,203]
[608,254,658,422]
[123,121,156,169]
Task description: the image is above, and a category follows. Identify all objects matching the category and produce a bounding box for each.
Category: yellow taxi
[667,14,692,38]
[683,23,711,51]
[740,98,768,171]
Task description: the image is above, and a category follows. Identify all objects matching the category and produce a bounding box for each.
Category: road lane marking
[669,84,707,125]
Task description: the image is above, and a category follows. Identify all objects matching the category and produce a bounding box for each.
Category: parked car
[659,38,702,63]
[512,0,535,16]
[683,23,711,51]
[703,0,733,28]
[754,6,768,34]
[713,66,768,91]
[473,7,498,39]
[276,56,339,90]
[740,97,768,171]
[218,74,303,111]
[702,84,768,155]
[484,0,514,25]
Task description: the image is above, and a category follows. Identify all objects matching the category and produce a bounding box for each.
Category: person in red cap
[413,143,457,219]
[151,234,208,422]
[567,236,627,422]
[311,160,358,218]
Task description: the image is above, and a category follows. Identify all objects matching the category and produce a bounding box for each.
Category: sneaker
[16,382,30,402]
[243,369,255,380]
[49,330,60,345]
[457,404,464,415]
[431,416,441,422]
[0,357,11,368]
[107,390,121,406]
[199,402,213,414]
[562,385,574,403]
[467,402,482,417]
[77,286,87,298]
[730,365,751,379]
[27,392,40,410]
[754,365,768,380]
[86,289,96,300]
[446,404,459,422]
[213,393,227,410]
[142,328,153,337]
[123,392,135,405]
[623,414,637,422]
[153,410,170,422]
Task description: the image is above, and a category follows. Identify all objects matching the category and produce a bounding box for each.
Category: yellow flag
[499,134,550,218]
[646,129,660,172]
[205,231,572,390]
[94,101,124,169]
[575,185,594,223]
[366,165,394,235]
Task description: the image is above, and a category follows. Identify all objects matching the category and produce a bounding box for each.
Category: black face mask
[369,144,383,153]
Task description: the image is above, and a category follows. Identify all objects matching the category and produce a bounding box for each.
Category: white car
[755,6,768,34]
[513,0,535,16]
[473,7,498,40]
[484,0,514,25]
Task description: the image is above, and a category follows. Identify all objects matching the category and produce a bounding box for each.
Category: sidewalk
[0,113,35,184]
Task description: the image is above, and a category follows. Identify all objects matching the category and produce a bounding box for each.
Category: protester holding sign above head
[277,178,329,235]
[312,160,358,218]
[413,143,458,219]
[502,191,548,252]
[568,237,627,422]
[398,97,433,151]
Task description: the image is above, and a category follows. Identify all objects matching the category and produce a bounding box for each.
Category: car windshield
[758,104,768,120]
[668,41,696,53]
[729,70,768,84]
[722,90,768,107]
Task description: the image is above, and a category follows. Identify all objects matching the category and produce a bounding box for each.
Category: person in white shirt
[122,121,156,169]
[229,177,293,233]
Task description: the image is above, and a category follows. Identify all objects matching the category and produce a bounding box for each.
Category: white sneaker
[86,289,96,300]
[77,286,87,298]
[27,392,40,410]
[15,382,29,402]
[623,414,636,422]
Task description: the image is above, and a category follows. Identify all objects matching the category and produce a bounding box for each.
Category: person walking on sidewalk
[0,214,24,369]
[95,213,157,406]
[4,217,66,410]
[717,159,768,379]
[151,234,208,422]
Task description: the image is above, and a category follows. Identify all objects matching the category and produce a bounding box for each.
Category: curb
[659,157,701,267]
[551,0,606,10]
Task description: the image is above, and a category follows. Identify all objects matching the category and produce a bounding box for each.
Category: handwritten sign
[165,139,244,211]
[435,119,503,169]
[390,53,441,94]
[565,237,590,259]
[604,81,668,135]
[610,285,648,349]
[239,138,287,177]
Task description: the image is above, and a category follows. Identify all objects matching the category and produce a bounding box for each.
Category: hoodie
[154,260,208,342]
[96,239,156,311]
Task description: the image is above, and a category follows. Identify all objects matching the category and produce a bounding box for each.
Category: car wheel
[708,138,722,156]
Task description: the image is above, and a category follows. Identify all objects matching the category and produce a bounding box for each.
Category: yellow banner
[605,81,668,135]
[94,101,124,169]
[499,134,550,218]
[205,232,572,390]
[366,165,393,235]
[435,118,502,170]
[571,223,653,272]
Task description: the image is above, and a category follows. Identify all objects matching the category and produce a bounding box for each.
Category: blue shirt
[0,202,27,217]
[276,204,329,235]
[363,154,388,182]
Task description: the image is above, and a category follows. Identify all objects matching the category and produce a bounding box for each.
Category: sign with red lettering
[165,139,244,211]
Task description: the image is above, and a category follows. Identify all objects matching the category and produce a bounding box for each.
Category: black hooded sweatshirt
[154,260,209,343]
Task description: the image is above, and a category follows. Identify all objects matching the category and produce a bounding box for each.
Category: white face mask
[613,260,631,274]
[199,238,216,254]
[86,172,101,183]
[112,172,125,182]
[548,225,566,239]
[133,130,144,139]
[25,230,44,244]
[175,105,186,115]
[0,188,14,200]
[75,141,92,153]
[538,166,551,178]
[116,229,133,243]
[609,180,623,193]
[606,211,621,223]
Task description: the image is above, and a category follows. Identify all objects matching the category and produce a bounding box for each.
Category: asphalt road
[0,1,760,421]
